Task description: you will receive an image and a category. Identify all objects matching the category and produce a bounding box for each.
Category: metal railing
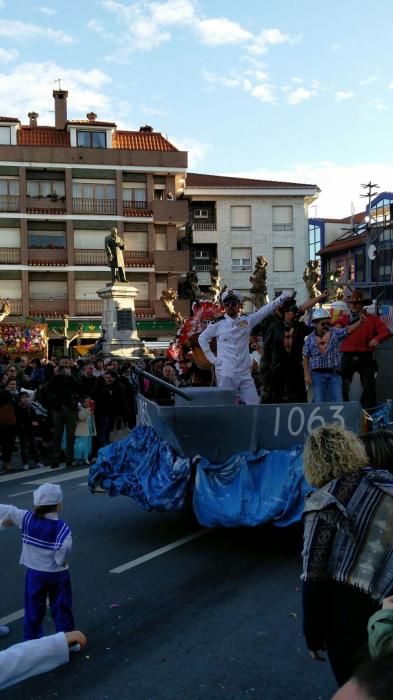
[192,222,217,231]
[0,195,20,212]
[74,249,151,265]
[0,247,21,264]
[122,200,148,210]
[72,198,117,215]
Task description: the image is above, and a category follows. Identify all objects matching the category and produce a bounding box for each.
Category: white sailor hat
[221,289,243,304]
[33,483,63,507]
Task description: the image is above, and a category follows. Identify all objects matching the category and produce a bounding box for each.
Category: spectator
[0,383,16,472]
[360,429,393,472]
[302,424,393,687]
[16,392,45,471]
[93,370,128,450]
[79,361,98,398]
[331,653,393,699]
[74,396,96,465]
[93,358,105,377]
[46,357,81,469]
[28,358,45,391]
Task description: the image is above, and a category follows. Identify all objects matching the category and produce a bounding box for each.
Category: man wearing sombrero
[335,290,392,409]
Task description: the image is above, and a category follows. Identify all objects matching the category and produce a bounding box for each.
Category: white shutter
[0,280,21,298]
[75,281,103,300]
[0,228,20,247]
[155,233,167,251]
[230,206,251,228]
[273,247,294,272]
[123,232,148,252]
[74,229,106,249]
[29,281,67,299]
[156,281,168,300]
[272,206,293,224]
[232,247,251,259]
[131,281,148,300]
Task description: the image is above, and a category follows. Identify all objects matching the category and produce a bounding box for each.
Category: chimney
[139,124,153,132]
[28,112,39,127]
[86,112,97,122]
[52,89,68,129]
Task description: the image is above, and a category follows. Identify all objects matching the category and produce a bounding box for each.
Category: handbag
[109,418,130,443]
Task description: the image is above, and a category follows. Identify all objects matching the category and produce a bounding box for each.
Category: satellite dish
[367,244,377,260]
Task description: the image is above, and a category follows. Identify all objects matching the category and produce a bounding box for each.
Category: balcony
[153,249,189,273]
[26,195,66,215]
[0,248,21,264]
[28,249,67,266]
[192,222,217,231]
[74,249,154,267]
[151,199,188,225]
[0,195,20,212]
[8,300,22,316]
[192,263,213,272]
[72,197,117,215]
[75,299,102,316]
[122,200,151,217]
[29,299,69,317]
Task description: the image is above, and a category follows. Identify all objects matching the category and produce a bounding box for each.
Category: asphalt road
[0,465,336,700]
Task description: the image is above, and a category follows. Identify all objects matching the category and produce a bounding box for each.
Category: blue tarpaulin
[193,446,310,528]
[88,426,310,526]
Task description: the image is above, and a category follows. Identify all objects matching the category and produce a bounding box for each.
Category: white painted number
[306,407,326,434]
[288,406,305,436]
[329,405,345,427]
[274,406,281,436]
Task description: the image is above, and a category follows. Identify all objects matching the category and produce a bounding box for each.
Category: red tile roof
[186,172,318,189]
[18,127,70,147]
[113,131,178,151]
[67,120,116,127]
[339,212,365,224]
[318,233,367,256]
[123,208,153,217]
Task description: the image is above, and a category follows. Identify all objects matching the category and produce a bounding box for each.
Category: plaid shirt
[303,327,348,370]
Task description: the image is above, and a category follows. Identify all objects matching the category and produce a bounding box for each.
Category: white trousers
[216,372,259,405]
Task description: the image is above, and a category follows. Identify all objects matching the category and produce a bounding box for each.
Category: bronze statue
[105,227,127,283]
[303,260,321,299]
[250,255,269,308]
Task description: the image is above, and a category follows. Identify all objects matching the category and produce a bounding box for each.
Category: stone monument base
[97,282,146,361]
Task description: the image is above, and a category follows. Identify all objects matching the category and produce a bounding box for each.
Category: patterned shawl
[302,468,393,602]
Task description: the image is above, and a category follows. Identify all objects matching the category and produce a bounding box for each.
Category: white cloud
[0,61,112,123]
[36,5,57,15]
[249,83,276,103]
[87,19,106,34]
[0,48,19,63]
[171,135,212,169]
[287,87,315,105]
[150,0,196,26]
[195,18,252,46]
[368,98,387,113]
[360,75,378,86]
[249,28,299,55]
[0,20,74,44]
[203,68,276,103]
[229,161,393,218]
[336,90,354,100]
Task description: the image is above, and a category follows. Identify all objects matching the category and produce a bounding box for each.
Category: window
[27,180,65,198]
[74,229,106,250]
[194,209,209,219]
[230,206,251,229]
[155,233,167,250]
[123,184,147,207]
[193,250,209,259]
[309,221,322,260]
[231,247,252,272]
[273,247,294,272]
[272,206,293,231]
[0,179,19,195]
[123,231,148,252]
[76,131,106,148]
[28,230,66,249]
[0,127,11,145]
[72,182,115,199]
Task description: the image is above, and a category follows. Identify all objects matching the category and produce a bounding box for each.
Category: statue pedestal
[97,283,146,359]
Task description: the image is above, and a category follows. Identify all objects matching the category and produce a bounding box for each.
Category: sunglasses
[224,300,239,307]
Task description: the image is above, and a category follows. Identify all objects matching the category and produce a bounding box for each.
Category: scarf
[302,468,393,602]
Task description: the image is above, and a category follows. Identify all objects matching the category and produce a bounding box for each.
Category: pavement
[0,460,336,700]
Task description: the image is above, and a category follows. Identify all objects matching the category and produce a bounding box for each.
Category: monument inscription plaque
[117,308,133,330]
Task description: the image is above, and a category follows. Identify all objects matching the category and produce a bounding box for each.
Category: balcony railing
[28,249,67,266]
[8,300,22,316]
[75,299,102,316]
[72,197,117,215]
[122,200,148,210]
[192,264,213,272]
[0,247,21,264]
[29,299,69,317]
[74,249,152,265]
[0,195,20,212]
[192,222,217,231]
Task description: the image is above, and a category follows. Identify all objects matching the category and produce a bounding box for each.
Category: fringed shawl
[302,468,393,602]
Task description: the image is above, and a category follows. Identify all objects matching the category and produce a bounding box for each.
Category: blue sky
[1,0,393,216]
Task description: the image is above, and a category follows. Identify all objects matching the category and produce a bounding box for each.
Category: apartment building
[0,90,189,351]
[185,173,320,306]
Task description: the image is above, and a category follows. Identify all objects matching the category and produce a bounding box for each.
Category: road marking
[7,489,36,498]
[110,529,210,574]
[24,468,90,486]
[0,466,54,482]
[0,608,24,625]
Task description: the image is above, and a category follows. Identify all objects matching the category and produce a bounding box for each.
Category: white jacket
[198,294,289,377]
[0,632,69,689]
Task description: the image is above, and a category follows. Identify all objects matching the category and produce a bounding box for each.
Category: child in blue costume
[0,483,75,641]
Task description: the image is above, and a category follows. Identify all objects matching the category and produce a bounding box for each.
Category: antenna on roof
[50,78,62,90]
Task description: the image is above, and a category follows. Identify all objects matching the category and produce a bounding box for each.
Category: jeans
[311,372,343,402]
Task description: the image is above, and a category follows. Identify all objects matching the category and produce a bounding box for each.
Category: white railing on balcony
[122,200,148,210]
[193,264,213,272]
[72,198,117,215]
[0,195,20,212]
[192,222,217,231]
[75,300,102,316]
[75,249,150,265]
[0,247,21,264]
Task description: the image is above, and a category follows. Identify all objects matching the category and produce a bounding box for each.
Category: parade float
[88,261,363,528]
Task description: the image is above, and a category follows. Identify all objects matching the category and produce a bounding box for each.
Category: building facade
[185,173,319,304]
[0,90,189,352]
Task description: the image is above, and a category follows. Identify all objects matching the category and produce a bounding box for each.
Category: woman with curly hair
[301,423,393,687]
